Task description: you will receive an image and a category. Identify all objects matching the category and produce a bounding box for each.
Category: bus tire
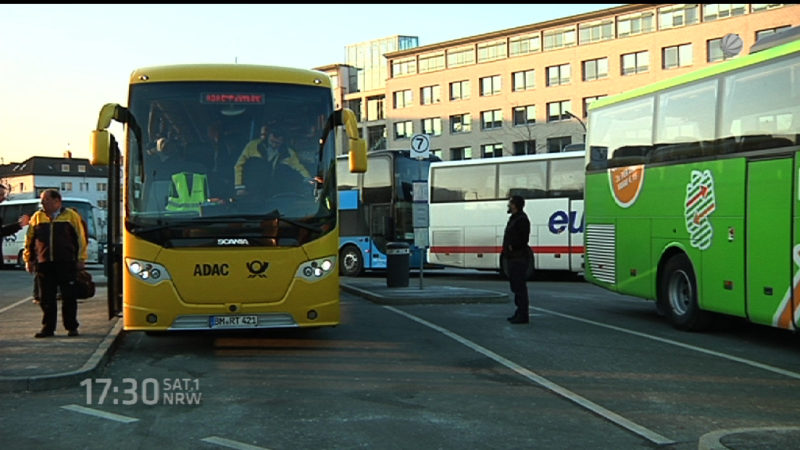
[339,245,363,277]
[659,252,710,331]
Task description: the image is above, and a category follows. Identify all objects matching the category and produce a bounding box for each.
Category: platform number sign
[410,133,430,159]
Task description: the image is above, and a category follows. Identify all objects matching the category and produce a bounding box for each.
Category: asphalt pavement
[0,269,794,449]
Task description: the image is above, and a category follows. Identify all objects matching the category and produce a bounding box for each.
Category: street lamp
[564,110,587,132]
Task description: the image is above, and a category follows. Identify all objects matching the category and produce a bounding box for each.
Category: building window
[394,120,413,139]
[419,52,445,73]
[547,136,572,153]
[447,46,475,68]
[546,64,571,86]
[451,146,473,160]
[450,80,470,101]
[97,200,107,209]
[513,140,536,155]
[707,38,735,62]
[621,51,649,75]
[481,143,504,158]
[509,33,541,56]
[78,164,86,173]
[393,89,412,109]
[582,57,608,81]
[422,117,442,136]
[480,75,502,96]
[513,105,536,126]
[751,4,785,13]
[366,96,385,121]
[583,95,606,118]
[481,110,503,130]
[61,181,73,191]
[756,25,791,42]
[617,11,655,38]
[79,182,89,192]
[420,85,441,105]
[477,39,507,63]
[97,182,107,191]
[431,149,442,159]
[543,26,576,50]
[391,57,417,77]
[702,4,746,21]
[658,4,699,30]
[579,18,614,44]
[547,100,572,122]
[450,113,472,134]
[663,43,693,69]
[512,69,535,92]
[368,125,386,151]
[61,164,70,172]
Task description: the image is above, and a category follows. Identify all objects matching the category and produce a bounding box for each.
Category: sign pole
[410,134,431,290]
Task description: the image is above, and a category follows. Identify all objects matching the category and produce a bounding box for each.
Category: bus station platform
[1,273,797,450]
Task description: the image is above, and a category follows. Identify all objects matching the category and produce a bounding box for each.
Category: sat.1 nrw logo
[684,169,716,250]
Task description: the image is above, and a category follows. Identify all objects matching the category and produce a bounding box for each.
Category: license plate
[209,315,258,328]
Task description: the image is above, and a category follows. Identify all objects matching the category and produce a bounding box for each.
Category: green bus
[584,27,800,332]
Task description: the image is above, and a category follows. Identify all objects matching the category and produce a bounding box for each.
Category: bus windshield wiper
[262,211,322,233]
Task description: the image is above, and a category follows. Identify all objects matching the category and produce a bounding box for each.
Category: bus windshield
[126,81,336,246]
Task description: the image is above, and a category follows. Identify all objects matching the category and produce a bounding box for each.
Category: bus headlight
[296,256,336,281]
[125,258,172,285]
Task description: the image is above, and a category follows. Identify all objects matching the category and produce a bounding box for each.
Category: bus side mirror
[340,108,367,173]
[91,130,110,166]
[349,139,367,173]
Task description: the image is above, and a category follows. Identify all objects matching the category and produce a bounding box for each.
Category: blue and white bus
[336,150,440,276]
[427,151,585,276]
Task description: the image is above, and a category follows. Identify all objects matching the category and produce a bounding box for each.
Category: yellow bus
[91,64,366,332]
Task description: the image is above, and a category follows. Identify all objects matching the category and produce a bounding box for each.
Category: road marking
[61,404,139,423]
[384,305,676,446]
[201,436,271,450]
[535,306,800,380]
[0,297,34,314]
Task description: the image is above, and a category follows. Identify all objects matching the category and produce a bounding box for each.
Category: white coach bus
[427,151,585,275]
[1,197,101,268]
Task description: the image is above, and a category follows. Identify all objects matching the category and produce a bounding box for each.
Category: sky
[0,3,620,164]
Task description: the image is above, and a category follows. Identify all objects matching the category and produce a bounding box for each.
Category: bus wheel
[659,253,710,331]
[16,250,25,270]
[340,245,363,277]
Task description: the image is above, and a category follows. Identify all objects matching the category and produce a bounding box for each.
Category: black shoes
[67,329,79,337]
[34,330,54,338]
[507,313,529,324]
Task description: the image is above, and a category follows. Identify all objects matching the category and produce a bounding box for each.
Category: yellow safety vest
[166,172,208,213]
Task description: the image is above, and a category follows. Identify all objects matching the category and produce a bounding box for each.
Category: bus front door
[746,158,793,328]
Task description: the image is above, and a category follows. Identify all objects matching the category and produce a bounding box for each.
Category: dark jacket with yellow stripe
[24,207,87,265]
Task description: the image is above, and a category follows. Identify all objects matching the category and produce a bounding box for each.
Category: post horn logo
[246,260,269,278]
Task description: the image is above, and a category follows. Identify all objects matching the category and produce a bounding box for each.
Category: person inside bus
[205,121,238,200]
[146,130,209,211]
[234,123,312,197]
[0,184,31,262]
[502,195,532,324]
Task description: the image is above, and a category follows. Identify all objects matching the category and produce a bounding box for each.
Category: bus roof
[129,64,331,88]
[588,31,800,112]
[430,150,585,169]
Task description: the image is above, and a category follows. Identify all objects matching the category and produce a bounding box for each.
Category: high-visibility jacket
[166,172,208,213]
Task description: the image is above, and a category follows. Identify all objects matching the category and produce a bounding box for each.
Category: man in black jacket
[0,184,30,263]
[502,195,532,324]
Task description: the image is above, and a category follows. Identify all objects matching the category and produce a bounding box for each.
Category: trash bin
[386,242,410,287]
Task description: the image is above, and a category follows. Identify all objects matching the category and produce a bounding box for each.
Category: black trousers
[36,262,79,333]
[507,257,530,317]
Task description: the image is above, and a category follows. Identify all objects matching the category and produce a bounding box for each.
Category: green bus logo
[684,170,716,250]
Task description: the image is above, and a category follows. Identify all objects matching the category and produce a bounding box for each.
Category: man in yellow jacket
[24,189,87,338]
[233,124,311,196]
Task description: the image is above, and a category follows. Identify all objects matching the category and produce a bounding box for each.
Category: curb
[0,318,124,393]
